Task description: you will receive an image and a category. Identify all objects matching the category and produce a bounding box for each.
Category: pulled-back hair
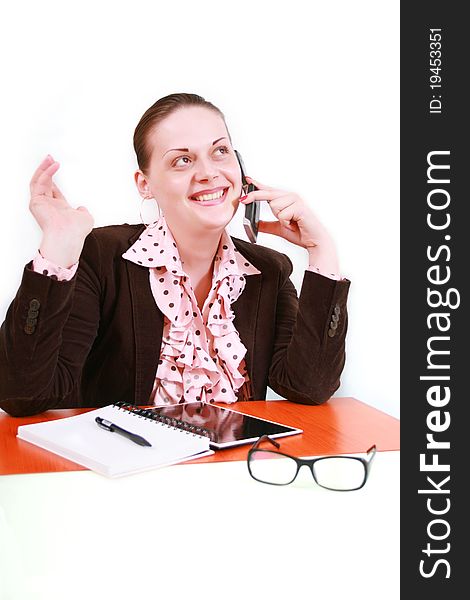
[133,93,229,175]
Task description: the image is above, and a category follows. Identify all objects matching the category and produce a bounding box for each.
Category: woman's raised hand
[30,155,94,267]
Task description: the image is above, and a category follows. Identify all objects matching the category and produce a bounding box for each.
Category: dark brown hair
[133,93,230,175]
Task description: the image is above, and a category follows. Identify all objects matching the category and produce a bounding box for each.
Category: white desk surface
[0,451,399,600]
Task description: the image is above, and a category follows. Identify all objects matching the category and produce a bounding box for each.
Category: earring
[140,196,162,229]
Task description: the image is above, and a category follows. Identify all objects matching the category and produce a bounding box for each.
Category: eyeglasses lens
[249,451,298,485]
[313,457,366,490]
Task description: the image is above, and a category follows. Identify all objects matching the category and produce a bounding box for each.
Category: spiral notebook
[17,402,214,478]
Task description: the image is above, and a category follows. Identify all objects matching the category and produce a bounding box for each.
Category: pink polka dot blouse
[121,216,261,406]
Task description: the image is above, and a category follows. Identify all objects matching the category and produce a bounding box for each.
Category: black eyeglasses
[247,435,377,491]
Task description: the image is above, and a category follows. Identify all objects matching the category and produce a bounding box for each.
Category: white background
[0,453,400,600]
[0,0,399,417]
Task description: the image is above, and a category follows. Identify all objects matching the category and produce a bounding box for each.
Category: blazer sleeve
[0,232,102,416]
[267,258,351,405]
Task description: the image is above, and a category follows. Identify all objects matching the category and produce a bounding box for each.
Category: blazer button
[29,299,41,311]
[28,309,39,318]
[26,317,38,327]
[330,320,338,330]
[328,328,336,338]
[334,304,341,316]
[24,324,35,335]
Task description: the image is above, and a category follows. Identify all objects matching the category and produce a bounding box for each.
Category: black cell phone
[234,150,260,243]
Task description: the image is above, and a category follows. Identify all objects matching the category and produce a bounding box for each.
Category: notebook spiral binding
[114,401,216,442]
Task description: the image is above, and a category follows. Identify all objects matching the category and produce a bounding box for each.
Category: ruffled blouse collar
[122,216,260,404]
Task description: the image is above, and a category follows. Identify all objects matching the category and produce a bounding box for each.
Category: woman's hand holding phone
[29,155,94,268]
[240,175,340,275]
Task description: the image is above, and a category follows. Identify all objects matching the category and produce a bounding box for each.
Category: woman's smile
[189,186,229,206]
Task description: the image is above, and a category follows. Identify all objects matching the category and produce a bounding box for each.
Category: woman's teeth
[192,189,226,202]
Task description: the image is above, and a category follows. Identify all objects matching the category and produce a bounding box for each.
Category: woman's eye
[173,156,191,167]
[214,146,230,156]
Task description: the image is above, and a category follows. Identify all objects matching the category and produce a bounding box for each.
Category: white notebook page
[17,404,212,477]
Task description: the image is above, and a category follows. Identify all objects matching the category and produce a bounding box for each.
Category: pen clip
[95,417,112,431]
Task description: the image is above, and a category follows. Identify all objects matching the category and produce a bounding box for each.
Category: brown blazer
[0,224,350,417]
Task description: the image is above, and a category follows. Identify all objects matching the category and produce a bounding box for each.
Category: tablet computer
[149,402,303,449]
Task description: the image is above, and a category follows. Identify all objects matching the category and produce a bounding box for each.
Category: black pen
[95,417,152,447]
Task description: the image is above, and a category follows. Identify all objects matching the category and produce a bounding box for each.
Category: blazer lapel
[125,230,164,405]
[232,272,262,399]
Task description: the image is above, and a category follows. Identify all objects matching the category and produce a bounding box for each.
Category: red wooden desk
[0,397,399,476]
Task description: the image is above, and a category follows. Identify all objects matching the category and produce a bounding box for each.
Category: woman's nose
[194,158,218,181]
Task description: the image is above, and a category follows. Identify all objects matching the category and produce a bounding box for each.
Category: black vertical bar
[401,2,466,595]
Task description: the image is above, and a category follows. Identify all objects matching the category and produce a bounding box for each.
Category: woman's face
[135,106,242,235]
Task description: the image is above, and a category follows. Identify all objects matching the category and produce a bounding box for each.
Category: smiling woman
[0,93,350,417]
[134,103,241,260]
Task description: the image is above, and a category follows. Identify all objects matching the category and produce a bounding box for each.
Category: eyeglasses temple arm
[366,445,377,464]
[253,435,281,451]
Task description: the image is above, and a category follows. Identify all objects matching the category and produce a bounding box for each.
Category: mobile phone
[234,150,260,243]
